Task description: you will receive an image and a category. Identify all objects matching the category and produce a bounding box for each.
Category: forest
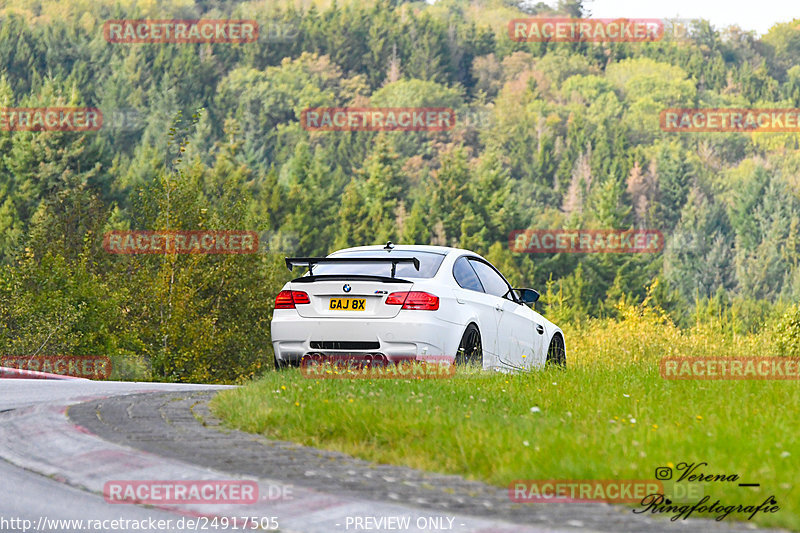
[3,0,800,382]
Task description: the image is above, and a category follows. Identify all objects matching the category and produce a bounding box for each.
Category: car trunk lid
[290,278,413,319]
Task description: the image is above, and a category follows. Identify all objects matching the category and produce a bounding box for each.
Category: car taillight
[385,291,439,310]
[275,290,310,309]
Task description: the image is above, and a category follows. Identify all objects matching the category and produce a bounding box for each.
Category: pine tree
[333,135,404,247]
[428,146,472,246]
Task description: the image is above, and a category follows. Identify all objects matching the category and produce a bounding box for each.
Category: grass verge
[211,303,799,531]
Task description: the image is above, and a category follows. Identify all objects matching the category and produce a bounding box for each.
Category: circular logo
[343,284,351,293]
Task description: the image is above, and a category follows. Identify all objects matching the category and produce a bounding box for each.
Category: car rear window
[311,250,446,278]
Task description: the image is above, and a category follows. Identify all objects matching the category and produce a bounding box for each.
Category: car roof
[326,244,508,283]
[330,244,478,257]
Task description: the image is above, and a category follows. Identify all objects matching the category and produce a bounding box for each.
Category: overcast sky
[585,0,797,36]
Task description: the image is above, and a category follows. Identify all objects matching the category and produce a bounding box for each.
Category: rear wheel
[545,334,566,367]
[455,324,482,366]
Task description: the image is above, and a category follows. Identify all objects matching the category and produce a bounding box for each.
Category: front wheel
[455,324,483,366]
[545,334,566,367]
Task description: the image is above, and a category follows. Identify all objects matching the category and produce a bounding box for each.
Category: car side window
[453,256,484,292]
[468,259,512,299]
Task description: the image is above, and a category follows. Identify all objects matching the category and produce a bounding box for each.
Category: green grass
[211,305,799,531]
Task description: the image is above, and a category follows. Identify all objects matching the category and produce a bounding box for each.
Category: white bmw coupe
[270,243,565,371]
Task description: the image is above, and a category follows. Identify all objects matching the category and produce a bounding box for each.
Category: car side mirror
[514,288,539,304]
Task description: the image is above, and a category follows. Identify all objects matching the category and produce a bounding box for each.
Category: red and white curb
[0,366,87,380]
[0,384,584,533]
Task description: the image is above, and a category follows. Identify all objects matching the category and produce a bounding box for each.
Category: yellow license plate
[329,298,366,311]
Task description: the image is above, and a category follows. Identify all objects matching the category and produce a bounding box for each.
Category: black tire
[455,324,483,366]
[545,334,566,367]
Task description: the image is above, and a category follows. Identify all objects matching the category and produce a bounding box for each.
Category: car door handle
[495,303,503,311]
[536,324,544,334]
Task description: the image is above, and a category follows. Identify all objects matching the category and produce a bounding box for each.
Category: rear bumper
[271,310,460,364]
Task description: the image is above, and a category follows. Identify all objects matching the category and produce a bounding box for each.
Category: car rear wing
[285,256,420,278]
